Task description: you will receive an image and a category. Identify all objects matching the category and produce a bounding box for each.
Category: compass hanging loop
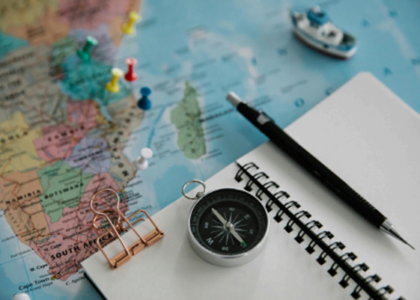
[182,179,206,200]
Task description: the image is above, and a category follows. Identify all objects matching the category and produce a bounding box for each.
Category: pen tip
[380,221,415,250]
[226,92,242,107]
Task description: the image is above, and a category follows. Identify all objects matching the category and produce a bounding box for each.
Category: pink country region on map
[33,100,97,162]
[29,172,127,280]
[57,0,139,30]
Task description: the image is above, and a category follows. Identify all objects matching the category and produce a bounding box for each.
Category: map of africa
[1,0,420,299]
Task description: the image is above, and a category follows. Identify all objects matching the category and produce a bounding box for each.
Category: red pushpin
[124,58,138,82]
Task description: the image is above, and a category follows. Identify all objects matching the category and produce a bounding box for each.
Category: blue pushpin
[137,87,152,110]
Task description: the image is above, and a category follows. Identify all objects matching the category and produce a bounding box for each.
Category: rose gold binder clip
[90,188,164,269]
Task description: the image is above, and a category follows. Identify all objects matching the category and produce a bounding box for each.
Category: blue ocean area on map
[0,218,39,299]
[152,164,197,211]
[123,0,420,229]
[1,0,420,299]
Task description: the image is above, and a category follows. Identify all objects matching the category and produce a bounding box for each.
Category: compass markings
[212,230,225,239]
[190,189,269,257]
[232,214,239,224]
[233,219,244,226]
[218,232,225,243]
[207,212,249,246]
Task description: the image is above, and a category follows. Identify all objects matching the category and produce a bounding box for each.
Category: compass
[183,180,270,267]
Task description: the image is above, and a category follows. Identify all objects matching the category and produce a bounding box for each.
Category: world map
[1,0,420,299]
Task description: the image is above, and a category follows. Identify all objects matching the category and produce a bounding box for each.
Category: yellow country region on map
[0,111,44,175]
[0,0,69,45]
[0,0,52,29]
[0,169,50,245]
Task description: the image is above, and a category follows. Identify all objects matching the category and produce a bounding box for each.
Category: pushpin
[124,58,138,82]
[122,11,140,35]
[133,148,153,170]
[12,293,31,300]
[77,36,98,61]
[137,87,152,110]
[105,68,123,93]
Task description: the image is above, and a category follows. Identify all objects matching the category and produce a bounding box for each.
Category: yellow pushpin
[105,68,123,93]
[122,11,140,35]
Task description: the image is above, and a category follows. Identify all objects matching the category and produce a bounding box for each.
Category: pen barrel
[264,121,386,228]
[237,103,386,228]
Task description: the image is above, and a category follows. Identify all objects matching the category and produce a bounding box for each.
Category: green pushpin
[77,36,98,61]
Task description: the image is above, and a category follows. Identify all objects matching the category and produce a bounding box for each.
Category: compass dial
[189,189,268,256]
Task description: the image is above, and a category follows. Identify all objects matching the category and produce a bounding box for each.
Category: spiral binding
[235,162,405,300]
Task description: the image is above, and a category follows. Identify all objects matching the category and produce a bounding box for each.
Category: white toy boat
[290,6,357,59]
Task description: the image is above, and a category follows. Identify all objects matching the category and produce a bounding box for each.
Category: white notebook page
[82,73,420,299]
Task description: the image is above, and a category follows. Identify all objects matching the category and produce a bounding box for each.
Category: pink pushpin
[124,58,138,82]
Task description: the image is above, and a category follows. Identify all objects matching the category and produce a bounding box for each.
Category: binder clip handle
[89,188,164,269]
[90,188,122,215]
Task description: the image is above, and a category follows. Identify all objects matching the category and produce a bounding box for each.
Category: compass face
[189,189,269,256]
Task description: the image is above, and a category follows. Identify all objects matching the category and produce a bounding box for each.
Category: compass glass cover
[190,189,268,255]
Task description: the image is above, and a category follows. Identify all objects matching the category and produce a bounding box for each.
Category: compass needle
[229,234,235,245]
[212,208,228,225]
[229,225,247,247]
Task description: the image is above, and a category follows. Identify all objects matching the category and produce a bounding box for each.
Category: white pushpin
[133,148,153,170]
[13,294,31,300]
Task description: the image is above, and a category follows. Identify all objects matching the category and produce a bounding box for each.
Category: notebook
[82,73,420,299]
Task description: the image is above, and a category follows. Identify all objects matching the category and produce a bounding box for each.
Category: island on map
[170,82,206,159]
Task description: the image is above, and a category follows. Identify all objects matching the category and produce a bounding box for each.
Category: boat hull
[292,27,357,59]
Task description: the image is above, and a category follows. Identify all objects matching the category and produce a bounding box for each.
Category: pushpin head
[122,11,141,35]
[77,36,98,61]
[129,11,140,21]
[137,87,152,110]
[124,58,138,82]
[140,87,151,96]
[105,68,123,93]
[86,36,98,46]
[133,148,153,170]
[12,293,31,300]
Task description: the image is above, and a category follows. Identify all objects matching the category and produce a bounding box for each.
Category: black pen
[227,92,414,249]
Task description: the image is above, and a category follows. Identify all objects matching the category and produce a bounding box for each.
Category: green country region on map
[170,82,206,159]
[37,160,95,223]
